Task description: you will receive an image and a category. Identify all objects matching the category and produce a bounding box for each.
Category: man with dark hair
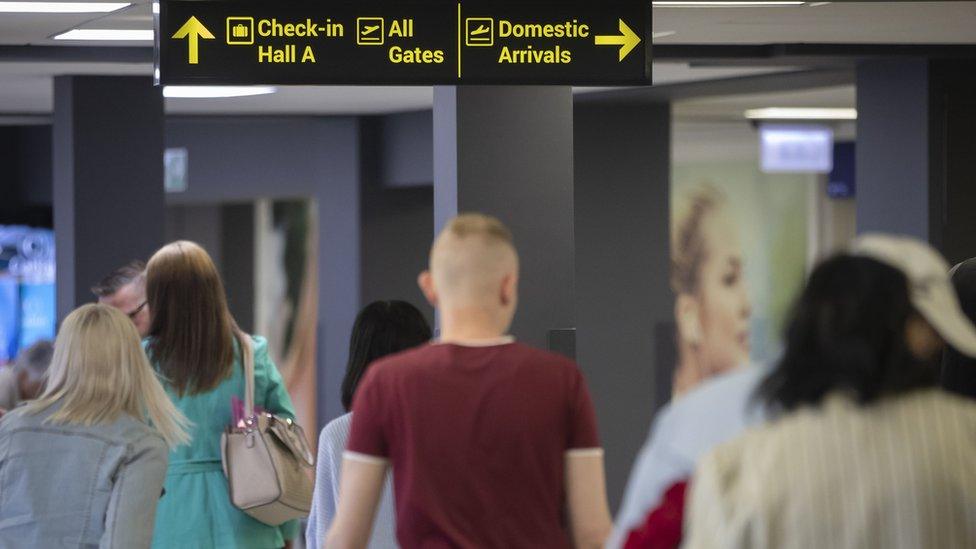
[91,260,150,337]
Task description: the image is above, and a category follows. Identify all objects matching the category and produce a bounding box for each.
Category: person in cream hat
[851,233,976,358]
[684,233,976,549]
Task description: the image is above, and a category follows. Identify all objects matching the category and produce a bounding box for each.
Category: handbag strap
[240,333,256,419]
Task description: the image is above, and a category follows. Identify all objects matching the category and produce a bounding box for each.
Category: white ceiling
[654,1,976,44]
[0,1,972,117]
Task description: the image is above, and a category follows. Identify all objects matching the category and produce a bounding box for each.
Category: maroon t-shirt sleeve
[568,368,601,449]
[346,368,390,458]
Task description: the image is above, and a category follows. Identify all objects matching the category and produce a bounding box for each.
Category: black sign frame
[155,1,652,86]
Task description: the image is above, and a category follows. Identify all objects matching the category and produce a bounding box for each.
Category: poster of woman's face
[669,168,812,400]
[671,187,752,397]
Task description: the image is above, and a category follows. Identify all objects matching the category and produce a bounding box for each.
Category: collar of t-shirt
[432,335,516,347]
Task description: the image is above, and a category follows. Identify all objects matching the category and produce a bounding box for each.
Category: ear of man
[418,271,438,308]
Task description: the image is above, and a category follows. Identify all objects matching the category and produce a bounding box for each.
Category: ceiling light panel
[53,29,153,40]
[0,2,129,13]
[162,86,278,99]
[744,107,857,120]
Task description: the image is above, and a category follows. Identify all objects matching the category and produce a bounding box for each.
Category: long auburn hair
[146,240,244,396]
[23,304,190,447]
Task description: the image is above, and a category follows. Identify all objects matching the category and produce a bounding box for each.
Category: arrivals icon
[465,17,493,46]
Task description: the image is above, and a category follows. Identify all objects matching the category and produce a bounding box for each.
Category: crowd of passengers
[1,212,976,549]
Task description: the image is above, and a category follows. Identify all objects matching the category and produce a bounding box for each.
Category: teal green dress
[148,335,300,549]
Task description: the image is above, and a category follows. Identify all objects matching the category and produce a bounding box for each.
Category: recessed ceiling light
[53,29,153,40]
[653,1,805,7]
[745,107,857,120]
[162,86,278,99]
[0,2,129,13]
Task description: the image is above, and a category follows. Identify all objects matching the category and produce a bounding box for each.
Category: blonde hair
[23,304,190,448]
[671,185,726,295]
[430,213,518,305]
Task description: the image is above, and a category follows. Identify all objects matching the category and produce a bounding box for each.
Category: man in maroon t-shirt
[326,213,612,549]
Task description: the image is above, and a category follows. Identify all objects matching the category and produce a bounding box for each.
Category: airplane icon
[465,17,493,46]
[356,17,384,45]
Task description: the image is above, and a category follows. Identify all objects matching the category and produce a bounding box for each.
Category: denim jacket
[0,400,169,548]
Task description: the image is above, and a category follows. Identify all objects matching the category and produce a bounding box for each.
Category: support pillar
[53,76,165,321]
[856,59,976,264]
[432,86,575,348]
[574,101,671,511]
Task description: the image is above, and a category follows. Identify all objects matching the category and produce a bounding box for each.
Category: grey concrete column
[317,119,362,423]
[857,58,976,264]
[53,76,165,321]
[574,102,671,512]
[432,86,575,348]
[855,59,931,240]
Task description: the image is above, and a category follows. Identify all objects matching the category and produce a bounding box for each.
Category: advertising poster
[668,164,812,399]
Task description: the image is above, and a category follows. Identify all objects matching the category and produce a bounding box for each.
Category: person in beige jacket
[684,234,976,549]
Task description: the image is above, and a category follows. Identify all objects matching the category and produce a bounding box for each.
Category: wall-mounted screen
[0,226,55,364]
[760,124,834,174]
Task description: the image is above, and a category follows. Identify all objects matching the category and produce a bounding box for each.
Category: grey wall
[574,102,672,512]
[164,202,257,331]
[928,59,976,265]
[433,86,576,348]
[165,116,361,425]
[856,59,931,240]
[360,185,434,323]
[0,125,52,226]
[165,204,224,269]
[379,110,433,188]
[360,119,434,324]
[53,76,165,319]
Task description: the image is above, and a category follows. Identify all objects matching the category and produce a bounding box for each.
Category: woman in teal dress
[144,240,299,548]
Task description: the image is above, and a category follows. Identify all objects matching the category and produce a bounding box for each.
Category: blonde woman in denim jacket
[0,304,189,548]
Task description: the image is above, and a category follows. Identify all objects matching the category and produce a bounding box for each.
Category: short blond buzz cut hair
[430,213,518,305]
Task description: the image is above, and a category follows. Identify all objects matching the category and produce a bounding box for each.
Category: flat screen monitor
[0,226,55,364]
[760,124,834,174]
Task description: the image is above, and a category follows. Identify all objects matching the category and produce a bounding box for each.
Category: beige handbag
[221,336,315,526]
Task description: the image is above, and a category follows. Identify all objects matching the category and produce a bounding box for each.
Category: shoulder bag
[221,335,316,525]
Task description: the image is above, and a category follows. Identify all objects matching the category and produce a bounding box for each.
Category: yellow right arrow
[595,19,641,62]
[172,16,214,65]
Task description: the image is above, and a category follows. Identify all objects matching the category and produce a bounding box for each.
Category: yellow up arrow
[172,16,214,65]
[595,19,641,62]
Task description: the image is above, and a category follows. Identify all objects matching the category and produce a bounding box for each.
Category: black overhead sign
[155,1,652,86]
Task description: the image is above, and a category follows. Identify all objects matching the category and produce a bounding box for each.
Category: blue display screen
[0,226,56,364]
